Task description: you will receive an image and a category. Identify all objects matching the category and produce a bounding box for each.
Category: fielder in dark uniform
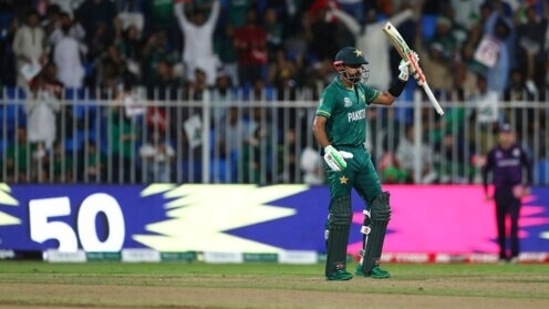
[312,46,415,280]
[482,123,532,263]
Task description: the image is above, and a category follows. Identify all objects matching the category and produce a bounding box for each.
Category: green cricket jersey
[316,77,380,147]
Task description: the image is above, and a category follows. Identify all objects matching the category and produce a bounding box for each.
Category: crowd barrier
[1,87,548,185]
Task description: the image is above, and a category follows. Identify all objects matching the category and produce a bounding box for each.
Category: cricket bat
[383,22,445,116]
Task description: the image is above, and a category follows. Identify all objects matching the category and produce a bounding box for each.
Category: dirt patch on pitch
[1,281,549,309]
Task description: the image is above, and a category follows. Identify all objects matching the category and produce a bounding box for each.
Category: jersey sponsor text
[347,109,366,122]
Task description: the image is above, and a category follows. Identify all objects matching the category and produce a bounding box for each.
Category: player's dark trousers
[494,187,521,260]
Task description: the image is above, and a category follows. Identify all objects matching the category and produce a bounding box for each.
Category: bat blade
[383,22,411,59]
[383,22,445,116]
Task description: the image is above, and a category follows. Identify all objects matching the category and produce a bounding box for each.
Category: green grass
[1,260,547,276]
[1,262,548,308]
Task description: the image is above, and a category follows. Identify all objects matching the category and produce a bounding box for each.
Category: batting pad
[325,196,353,277]
[361,192,392,274]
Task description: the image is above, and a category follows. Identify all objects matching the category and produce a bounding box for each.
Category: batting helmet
[334,47,369,66]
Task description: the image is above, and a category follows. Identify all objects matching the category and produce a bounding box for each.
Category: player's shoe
[355,264,391,279]
[326,269,353,281]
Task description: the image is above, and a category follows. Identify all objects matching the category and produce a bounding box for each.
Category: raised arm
[387,9,413,28]
[330,7,361,36]
[372,58,412,105]
[206,0,220,25]
[174,2,190,30]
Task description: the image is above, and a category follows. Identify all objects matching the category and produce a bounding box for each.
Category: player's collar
[335,76,354,90]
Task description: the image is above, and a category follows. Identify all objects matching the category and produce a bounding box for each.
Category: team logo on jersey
[343,97,352,107]
[496,151,502,159]
[513,148,520,157]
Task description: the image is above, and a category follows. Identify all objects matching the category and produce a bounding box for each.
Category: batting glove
[323,145,354,172]
[407,52,425,86]
[398,59,410,81]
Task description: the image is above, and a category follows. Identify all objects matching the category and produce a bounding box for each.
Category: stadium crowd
[0,0,547,185]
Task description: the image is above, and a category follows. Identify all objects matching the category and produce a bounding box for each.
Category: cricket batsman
[312,46,413,280]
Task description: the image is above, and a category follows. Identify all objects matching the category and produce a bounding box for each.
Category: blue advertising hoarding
[1,183,548,255]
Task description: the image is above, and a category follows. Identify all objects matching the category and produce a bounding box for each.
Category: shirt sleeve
[316,88,336,118]
[362,85,381,104]
[482,150,494,194]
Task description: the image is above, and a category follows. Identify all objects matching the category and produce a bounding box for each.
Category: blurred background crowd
[0,0,548,185]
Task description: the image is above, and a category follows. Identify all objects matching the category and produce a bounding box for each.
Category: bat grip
[407,53,425,83]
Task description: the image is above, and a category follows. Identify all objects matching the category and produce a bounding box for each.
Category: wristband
[388,79,407,97]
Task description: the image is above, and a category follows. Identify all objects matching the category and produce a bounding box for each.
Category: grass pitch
[0,262,548,309]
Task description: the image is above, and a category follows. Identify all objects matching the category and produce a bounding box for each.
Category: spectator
[52,16,86,88]
[302,3,339,64]
[97,44,127,89]
[84,18,110,83]
[268,48,298,99]
[396,124,437,184]
[48,11,86,46]
[106,90,141,183]
[210,72,234,125]
[241,107,273,184]
[79,139,105,182]
[25,75,60,150]
[4,126,32,183]
[452,61,478,99]
[450,0,485,30]
[429,16,459,62]
[41,62,64,97]
[470,74,501,155]
[212,106,247,183]
[139,131,175,183]
[187,67,209,100]
[233,8,268,87]
[378,151,408,184]
[415,23,453,92]
[515,4,547,94]
[481,8,515,93]
[75,0,117,47]
[145,0,179,44]
[277,128,299,183]
[12,9,48,87]
[264,6,285,60]
[436,131,476,184]
[50,140,74,183]
[503,68,536,131]
[226,0,252,28]
[153,60,180,101]
[300,146,324,185]
[141,30,178,96]
[174,0,221,87]
[116,24,143,76]
[214,25,238,87]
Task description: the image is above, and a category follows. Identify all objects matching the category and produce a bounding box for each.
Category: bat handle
[421,82,445,116]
